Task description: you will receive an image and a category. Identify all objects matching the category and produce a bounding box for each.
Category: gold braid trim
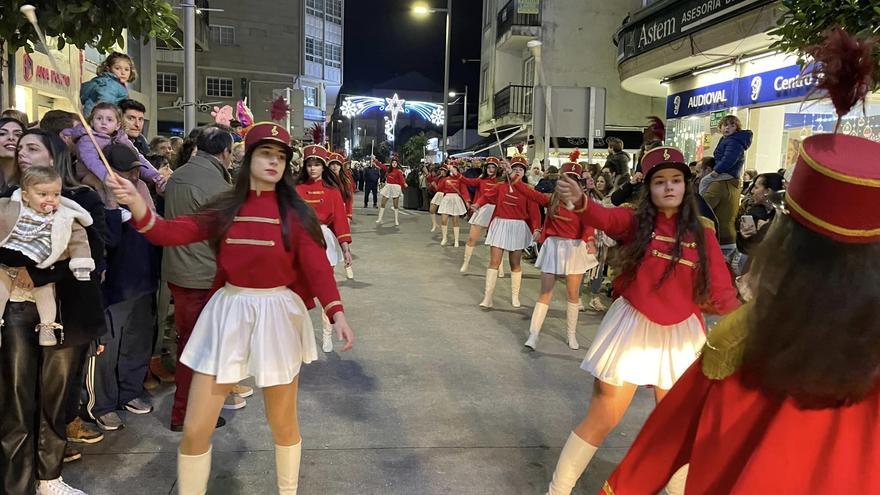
[701,305,751,380]
[602,481,616,495]
[699,216,716,231]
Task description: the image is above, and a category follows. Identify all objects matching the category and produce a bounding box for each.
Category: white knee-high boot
[498,260,505,278]
[441,224,449,246]
[321,313,333,353]
[177,447,212,495]
[511,271,523,308]
[547,433,598,495]
[393,208,400,226]
[460,245,474,273]
[664,464,690,495]
[453,226,460,247]
[375,207,385,224]
[430,214,438,231]
[275,442,302,495]
[566,302,580,350]
[479,268,499,308]
[525,302,549,349]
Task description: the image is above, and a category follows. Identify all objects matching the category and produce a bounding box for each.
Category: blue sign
[735,65,819,107]
[666,80,735,119]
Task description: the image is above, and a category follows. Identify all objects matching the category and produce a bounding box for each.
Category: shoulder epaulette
[620,202,636,210]
[701,305,750,380]
[699,216,716,231]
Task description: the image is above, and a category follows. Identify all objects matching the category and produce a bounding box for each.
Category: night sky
[343,0,482,97]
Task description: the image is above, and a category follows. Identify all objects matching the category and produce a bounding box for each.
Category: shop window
[206,77,233,98]
[304,86,319,107]
[157,73,178,94]
[210,25,235,46]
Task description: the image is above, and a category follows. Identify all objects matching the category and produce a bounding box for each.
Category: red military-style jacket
[511,179,595,244]
[296,178,352,244]
[132,190,344,318]
[460,176,503,204]
[436,176,471,202]
[474,182,542,232]
[385,168,406,187]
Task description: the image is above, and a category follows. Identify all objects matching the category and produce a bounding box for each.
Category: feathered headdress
[805,28,876,131]
[310,123,324,145]
[568,148,581,163]
[269,96,291,121]
[644,116,665,144]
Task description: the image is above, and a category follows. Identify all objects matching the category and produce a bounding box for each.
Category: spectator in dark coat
[363,161,381,208]
[604,137,630,176]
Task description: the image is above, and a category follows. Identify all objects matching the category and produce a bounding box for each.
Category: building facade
[615,0,880,173]
[155,0,343,139]
[477,0,661,166]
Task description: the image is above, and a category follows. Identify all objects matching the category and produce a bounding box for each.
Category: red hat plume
[805,28,875,129]
[269,96,290,121]
[644,116,665,143]
[568,149,581,163]
[310,123,324,144]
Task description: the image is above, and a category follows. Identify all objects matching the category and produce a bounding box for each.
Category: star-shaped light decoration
[384,118,396,142]
[384,93,406,121]
[340,98,358,119]
[429,107,445,127]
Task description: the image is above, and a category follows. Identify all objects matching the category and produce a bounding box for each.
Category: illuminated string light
[340,93,444,127]
[340,99,358,119]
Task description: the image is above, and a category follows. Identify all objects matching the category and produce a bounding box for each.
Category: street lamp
[412,1,452,160]
[449,85,468,150]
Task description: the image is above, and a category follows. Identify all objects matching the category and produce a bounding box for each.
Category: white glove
[120,209,133,223]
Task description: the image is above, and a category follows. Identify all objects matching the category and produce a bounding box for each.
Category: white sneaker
[322,334,333,353]
[36,477,86,495]
[524,333,539,350]
[37,323,60,346]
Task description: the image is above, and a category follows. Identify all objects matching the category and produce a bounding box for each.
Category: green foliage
[0,0,179,53]
[770,0,880,91]
[399,132,428,170]
[374,141,392,163]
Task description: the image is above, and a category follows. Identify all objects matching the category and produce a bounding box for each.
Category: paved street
[66,194,656,495]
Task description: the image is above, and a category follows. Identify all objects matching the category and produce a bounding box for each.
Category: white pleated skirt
[430,192,445,206]
[321,224,344,267]
[581,297,704,390]
[485,218,533,251]
[535,236,599,275]
[180,284,318,388]
[469,204,495,227]
[380,183,403,199]
[438,193,467,216]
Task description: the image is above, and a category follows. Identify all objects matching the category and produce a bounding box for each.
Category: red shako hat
[560,149,584,177]
[245,121,292,158]
[510,155,528,171]
[485,156,501,166]
[640,146,689,179]
[787,134,880,244]
[303,144,329,164]
[327,151,345,165]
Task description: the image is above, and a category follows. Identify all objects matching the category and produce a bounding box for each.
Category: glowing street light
[411,1,452,158]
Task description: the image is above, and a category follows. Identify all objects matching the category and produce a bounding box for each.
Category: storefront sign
[19,52,71,89]
[616,0,774,63]
[666,80,735,119]
[735,64,818,107]
[516,0,540,15]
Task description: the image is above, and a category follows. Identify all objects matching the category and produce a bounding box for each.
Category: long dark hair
[15,128,86,192]
[480,163,501,179]
[741,215,880,408]
[195,144,325,250]
[328,161,353,203]
[297,157,346,193]
[611,177,710,301]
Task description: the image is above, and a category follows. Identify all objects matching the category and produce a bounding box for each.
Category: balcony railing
[496,0,542,41]
[494,85,533,119]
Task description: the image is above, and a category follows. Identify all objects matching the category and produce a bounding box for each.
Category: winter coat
[713,130,753,178]
[80,72,129,117]
[363,166,381,185]
[0,189,95,271]
[62,125,161,184]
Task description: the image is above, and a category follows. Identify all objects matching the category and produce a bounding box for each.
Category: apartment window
[157,73,178,94]
[306,0,324,17]
[206,77,233,98]
[210,25,235,46]
[303,86,318,107]
[326,0,342,24]
[325,43,342,68]
[306,36,323,63]
[480,66,489,102]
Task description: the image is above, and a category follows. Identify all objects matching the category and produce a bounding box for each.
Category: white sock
[547,433,598,495]
[529,302,549,334]
[178,447,212,495]
[275,442,302,494]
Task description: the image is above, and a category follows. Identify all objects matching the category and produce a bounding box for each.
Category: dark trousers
[0,302,88,494]
[65,349,91,424]
[420,187,430,211]
[364,182,378,207]
[168,284,212,426]
[86,293,155,418]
